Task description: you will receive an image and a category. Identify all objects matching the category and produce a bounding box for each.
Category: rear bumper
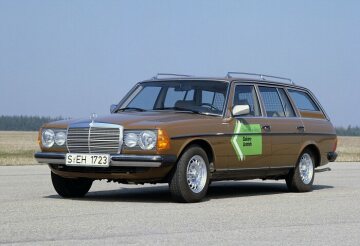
[327,152,338,162]
[34,152,177,168]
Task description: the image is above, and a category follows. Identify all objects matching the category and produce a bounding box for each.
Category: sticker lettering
[231,121,262,161]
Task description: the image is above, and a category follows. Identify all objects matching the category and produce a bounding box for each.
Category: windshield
[119,80,229,116]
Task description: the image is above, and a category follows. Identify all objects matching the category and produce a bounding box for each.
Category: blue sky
[0,0,359,126]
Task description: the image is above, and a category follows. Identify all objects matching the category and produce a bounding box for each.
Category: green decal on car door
[231,121,262,161]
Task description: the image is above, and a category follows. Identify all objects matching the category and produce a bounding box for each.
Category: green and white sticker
[231,121,262,161]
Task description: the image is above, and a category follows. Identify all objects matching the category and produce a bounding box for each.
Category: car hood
[43,111,219,130]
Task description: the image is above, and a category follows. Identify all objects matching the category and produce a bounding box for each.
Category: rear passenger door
[258,86,304,168]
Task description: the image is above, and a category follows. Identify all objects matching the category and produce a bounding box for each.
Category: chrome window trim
[287,88,320,112]
[231,82,264,118]
[258,85,287,118]
[118,79,230,117]
[276,88,287,117]
[222,82,232,117]
[287,88,330,120]
[283,87,301,118]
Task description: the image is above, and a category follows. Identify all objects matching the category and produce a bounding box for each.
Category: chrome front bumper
[34,152,177,168]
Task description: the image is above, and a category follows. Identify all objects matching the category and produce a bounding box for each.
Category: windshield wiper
[155,107,221,116]
[156,107,199,113]
[116,107,146,112]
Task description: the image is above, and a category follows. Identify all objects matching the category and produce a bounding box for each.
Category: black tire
[169,145,210,203]
[51,172,93,198]
[286,149,315,192]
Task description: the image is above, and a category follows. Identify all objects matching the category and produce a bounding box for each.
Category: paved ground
[0,163,360,245]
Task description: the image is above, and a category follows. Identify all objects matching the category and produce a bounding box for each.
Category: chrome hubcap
[299,153,314,184]
[186,155,207,193]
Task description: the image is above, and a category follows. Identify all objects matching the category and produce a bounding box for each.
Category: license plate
[65,153,110,167]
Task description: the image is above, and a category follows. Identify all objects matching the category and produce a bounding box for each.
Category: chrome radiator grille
[66,123,122,154]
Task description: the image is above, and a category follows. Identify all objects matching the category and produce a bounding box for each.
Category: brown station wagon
[35,72,338,202]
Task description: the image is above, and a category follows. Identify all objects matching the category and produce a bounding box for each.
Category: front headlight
[41,129,67,148]
[124,130,157,150]
[138,131,157,150]
[55,131,66,146]
[42,129,55,148]
[124,132,138,148]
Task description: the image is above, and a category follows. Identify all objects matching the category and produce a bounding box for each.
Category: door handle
[297,126,305,131]
[262,125,271,131]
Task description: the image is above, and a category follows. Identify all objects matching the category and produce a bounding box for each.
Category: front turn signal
[37,128,42,147]
[157,129,170,151]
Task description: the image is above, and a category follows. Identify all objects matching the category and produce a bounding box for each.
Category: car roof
[140,76,309,91]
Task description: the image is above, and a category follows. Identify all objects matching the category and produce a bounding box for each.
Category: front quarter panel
[159,117,231,169]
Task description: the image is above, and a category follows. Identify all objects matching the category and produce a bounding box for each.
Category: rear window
[288,89,320,111]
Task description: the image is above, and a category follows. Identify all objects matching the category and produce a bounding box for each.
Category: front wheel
[169,146,210,203]
[51,172,93,198]
[286,150,315,192]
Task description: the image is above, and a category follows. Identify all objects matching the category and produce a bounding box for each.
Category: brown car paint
[37,77,337,183]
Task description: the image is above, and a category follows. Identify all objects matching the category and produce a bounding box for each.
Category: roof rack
[152,73,193,80]
[226,72,294,85]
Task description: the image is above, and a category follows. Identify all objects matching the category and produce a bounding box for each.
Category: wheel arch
[299,143,321,167]
[177,138,215,166]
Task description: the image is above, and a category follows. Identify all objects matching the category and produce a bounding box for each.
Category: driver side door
[227,83,271,169]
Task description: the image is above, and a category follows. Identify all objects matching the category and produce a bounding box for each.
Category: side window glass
[259,87,285,117]
[233,85,261,117]
[278,88,296,117]
[288,89,320,111]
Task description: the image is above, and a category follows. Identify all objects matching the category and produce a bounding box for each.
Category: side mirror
[110,104,117,113]
[232,105,250,116]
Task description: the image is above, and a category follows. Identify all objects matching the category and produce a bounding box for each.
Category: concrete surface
[0,163,359,245]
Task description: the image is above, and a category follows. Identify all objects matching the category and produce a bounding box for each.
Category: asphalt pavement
[1,163,360,245]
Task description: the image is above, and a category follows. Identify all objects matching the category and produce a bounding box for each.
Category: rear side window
[278,88,296,117]
[259,87,285,117]
[288,89,320,111]
[233,85,261,116]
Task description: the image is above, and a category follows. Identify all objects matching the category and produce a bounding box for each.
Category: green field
[0,131,359,165]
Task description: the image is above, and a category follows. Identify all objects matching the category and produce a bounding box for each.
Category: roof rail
[226,72,294,85]
[152,73,193,80]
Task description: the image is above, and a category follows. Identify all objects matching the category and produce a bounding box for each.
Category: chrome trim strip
[171,132,336,139]
[216,166,294,171]
[36,158,64,164]
[111,154,163,161]
[110,161,162,167]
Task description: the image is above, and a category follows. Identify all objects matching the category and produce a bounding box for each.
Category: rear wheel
[169,146,210,203]
[51,172,93,198]
[286,149,315,192]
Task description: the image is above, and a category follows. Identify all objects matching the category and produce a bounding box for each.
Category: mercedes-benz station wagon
[35,72,337,202]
